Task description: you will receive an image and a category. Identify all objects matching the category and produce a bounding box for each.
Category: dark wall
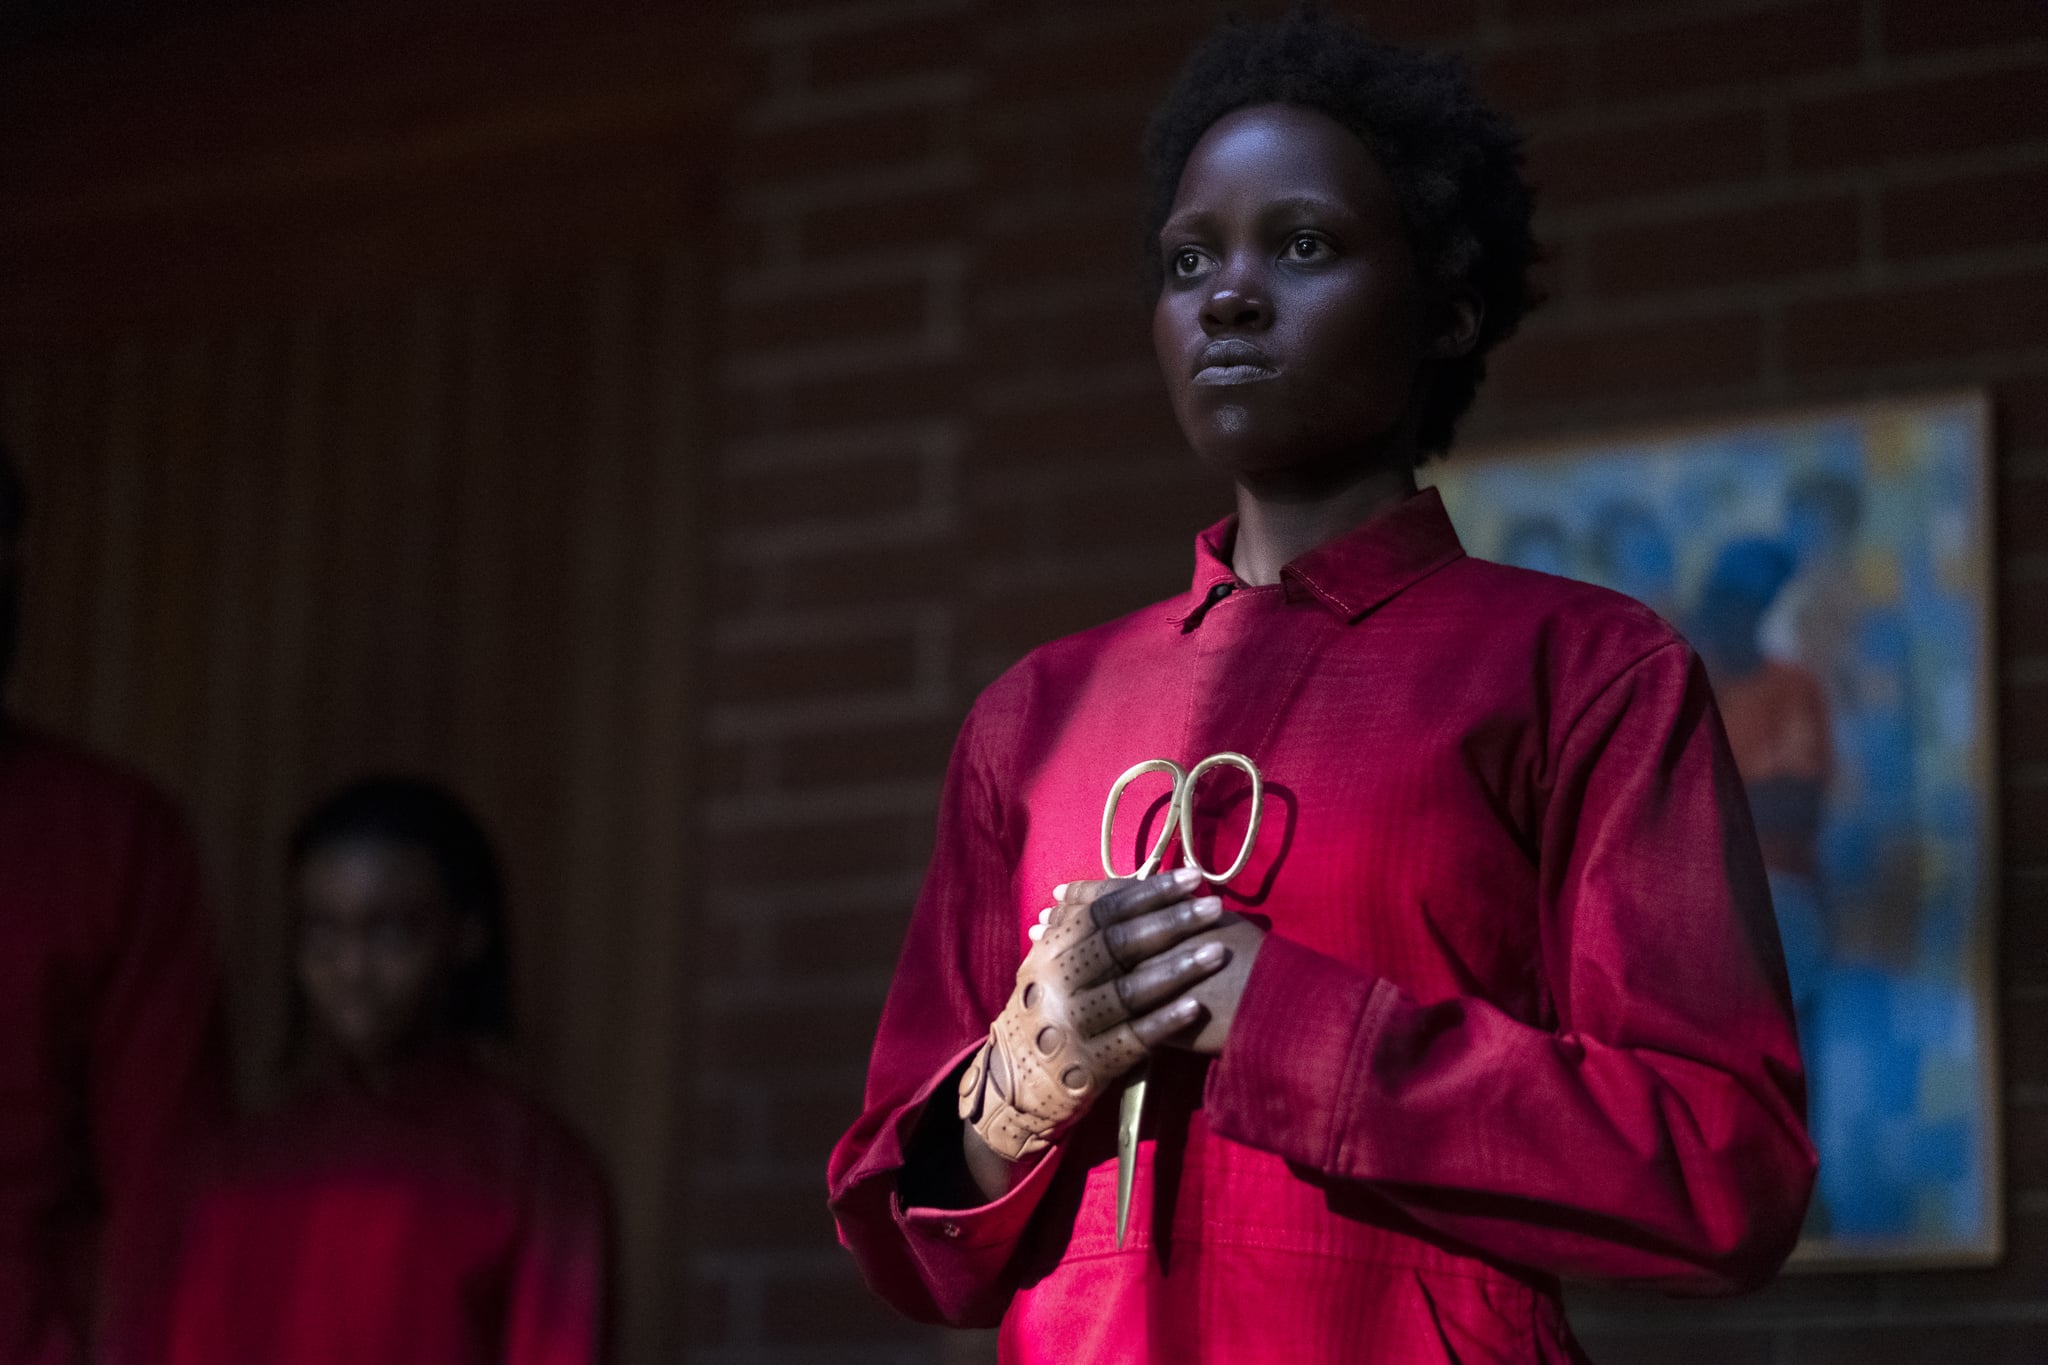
[0,7,732,1361]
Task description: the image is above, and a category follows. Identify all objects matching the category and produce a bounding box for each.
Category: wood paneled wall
[0,6,734,1359]
[2,241,709,1365]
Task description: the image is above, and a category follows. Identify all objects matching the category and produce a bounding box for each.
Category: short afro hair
[1141,6,1540,458]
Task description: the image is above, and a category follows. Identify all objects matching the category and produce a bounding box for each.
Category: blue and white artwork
[1431,393,2000,1267]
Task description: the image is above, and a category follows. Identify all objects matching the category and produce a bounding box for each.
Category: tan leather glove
[957,900,1154,1161]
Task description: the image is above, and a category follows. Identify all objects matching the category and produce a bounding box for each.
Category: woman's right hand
[959,865,1232,1166]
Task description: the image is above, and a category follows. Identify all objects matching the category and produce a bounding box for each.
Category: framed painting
[1429,392,2001,1268]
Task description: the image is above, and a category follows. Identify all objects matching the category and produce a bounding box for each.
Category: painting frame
[1430,391,2003,1271]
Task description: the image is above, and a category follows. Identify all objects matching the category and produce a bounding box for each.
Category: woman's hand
[960,867,1233,1165]
[1046,878,1266,1057]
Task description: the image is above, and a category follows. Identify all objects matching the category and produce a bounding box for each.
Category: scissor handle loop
[1178,751,1263,885]
[1100,759,1185,879]
[1099,752,1265,886]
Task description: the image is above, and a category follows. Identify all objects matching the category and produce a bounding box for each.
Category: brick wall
[697,1,976,1359]
[698,0,2048,1360]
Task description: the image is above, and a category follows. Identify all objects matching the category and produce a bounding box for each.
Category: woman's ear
[1432,291,1484,359]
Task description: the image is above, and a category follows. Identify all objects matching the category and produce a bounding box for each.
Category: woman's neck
[317,1029,464,1097]
[1229,459,1418,586]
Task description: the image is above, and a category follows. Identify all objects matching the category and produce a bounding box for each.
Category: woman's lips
[1193,362,1278,386]
[1192,339,1278,386]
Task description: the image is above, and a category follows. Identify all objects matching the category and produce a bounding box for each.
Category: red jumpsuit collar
[1173,485,1467,626]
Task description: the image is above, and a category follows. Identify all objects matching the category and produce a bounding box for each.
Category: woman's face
[1152,103,1432,479]
[295,839,469,1065]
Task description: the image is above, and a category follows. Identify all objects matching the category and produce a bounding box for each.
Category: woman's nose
[1201,260,1270,333]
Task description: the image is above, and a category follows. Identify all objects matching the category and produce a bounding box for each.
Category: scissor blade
[1115,1068,1146,1248]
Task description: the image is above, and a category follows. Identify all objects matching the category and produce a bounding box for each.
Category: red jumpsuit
[828,490,1815,1363]
[0,723,229,1365]
[159,1048,610,1365]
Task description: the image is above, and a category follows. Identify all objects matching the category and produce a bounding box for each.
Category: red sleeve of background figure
[93,789,233,1365]
[504,1126,614,1365]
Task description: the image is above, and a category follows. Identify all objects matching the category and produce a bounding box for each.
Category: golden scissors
[1098,751,1263,1247]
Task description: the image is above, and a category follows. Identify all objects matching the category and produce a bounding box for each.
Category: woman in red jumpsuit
[828,11,1815,1363]
[161,777,610,1365]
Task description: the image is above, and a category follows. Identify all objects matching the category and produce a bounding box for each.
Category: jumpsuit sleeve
[505,1130,613,1365]
[826,698,1067,1327]
[93,791,233,1364]
[1204,641,1817,1293]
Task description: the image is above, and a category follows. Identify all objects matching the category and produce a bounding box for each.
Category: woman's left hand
[1040,880,1266,1056]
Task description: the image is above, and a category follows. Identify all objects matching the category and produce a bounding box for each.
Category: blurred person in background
[1761,472,1921,963]
[0,441,230,1365]
[159,776,610,1365]
[1495,512,1573,579]
[829,9,1813,1362]
[1583,497,1678,619]
[1761,472,1866,705]
[1690,538,1832,1021]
